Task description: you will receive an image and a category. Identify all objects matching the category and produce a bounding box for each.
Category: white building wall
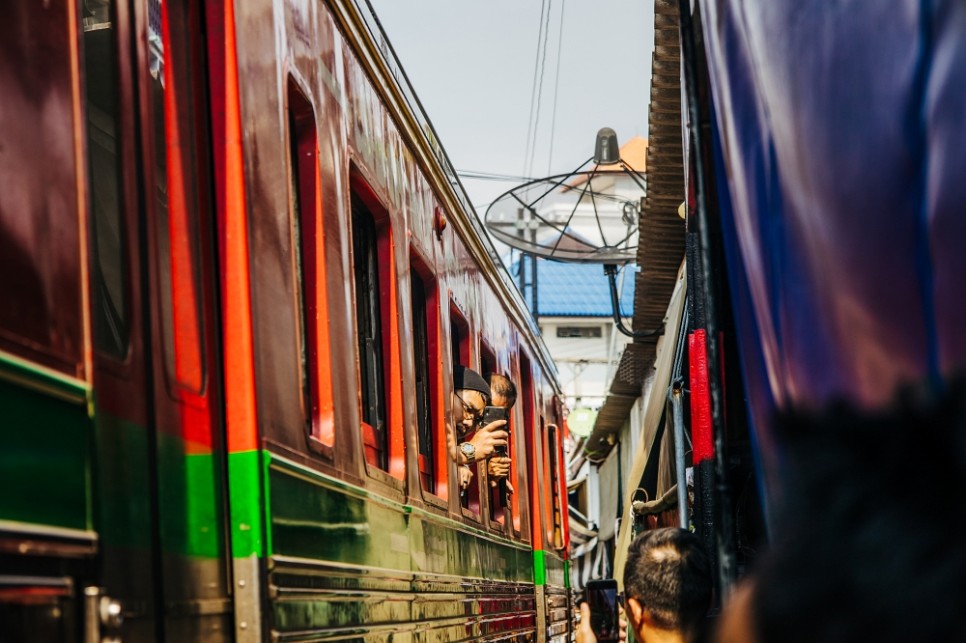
[537,316,635,410]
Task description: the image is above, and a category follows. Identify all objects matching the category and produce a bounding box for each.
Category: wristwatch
[459,442,476,463]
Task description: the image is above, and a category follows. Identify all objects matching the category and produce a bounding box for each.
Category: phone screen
[586,579,620,642]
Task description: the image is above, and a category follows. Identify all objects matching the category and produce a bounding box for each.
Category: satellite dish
[484,130,647,265]
[485,129,660,339]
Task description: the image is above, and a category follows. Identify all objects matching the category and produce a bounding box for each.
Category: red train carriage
[0,0,572,641]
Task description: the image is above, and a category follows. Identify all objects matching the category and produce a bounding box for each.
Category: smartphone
[482,405,509,455]
[481,405,508,426]
[585,579,620,643]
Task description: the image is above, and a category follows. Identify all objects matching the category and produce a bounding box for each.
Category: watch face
[461,442,475,458]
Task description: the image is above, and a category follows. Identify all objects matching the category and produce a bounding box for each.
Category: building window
[557,326,602,339]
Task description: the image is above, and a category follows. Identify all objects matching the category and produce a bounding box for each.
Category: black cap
[454,365,491,399]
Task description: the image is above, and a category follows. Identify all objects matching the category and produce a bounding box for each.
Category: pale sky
[367,1,655,214]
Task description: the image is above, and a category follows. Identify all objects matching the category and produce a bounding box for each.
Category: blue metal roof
[508,259,636,317]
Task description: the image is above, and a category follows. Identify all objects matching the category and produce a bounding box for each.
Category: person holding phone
[449,366,509,490]
[577,528,712,643]
[578,580,627,643]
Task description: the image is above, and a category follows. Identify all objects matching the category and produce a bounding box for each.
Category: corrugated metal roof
[509,259,636,317]
[584,0,687,462]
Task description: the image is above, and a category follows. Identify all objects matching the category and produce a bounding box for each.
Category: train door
[84,0,232,640]
[142,0,233,640]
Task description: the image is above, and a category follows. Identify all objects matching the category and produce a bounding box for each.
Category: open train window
[411,253,442,494]
[84,0,131,360]
[152,0,207,395]
[288,78,334,450]
[479,341,506,526]
[450,304,481,515]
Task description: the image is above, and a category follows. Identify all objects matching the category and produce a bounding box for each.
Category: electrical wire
[546,0,566,175]
[522,0,550,177]
[457,169,539,183]
[525,0,555,178]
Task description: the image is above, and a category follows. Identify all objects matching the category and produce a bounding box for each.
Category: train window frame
[450,301,482,521]
[507,351,526,540]
[519,351,537,545]
[287,76,335,455]
[410,250,447,504]
[84,0,134,364]
[349,172,405,485]
[152,0,208,398]
[547,421,566,551]
[0,2,87,376]
[449,299,470,370]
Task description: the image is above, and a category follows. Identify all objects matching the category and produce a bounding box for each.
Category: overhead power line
[522,0,551,178]
[526,0,554,178]
[457,169,539,183]
[547,0,566,174]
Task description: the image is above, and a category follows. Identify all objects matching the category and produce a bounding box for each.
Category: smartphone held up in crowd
[585,579,620,643]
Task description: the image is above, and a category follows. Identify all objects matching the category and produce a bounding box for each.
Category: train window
[480,343,496,381]
[479,342,505,525]
[0,3,85,374]
[352,193,387,470]
[84,0,131,360]
[519,353,536,542]
[547,422,565,550]
[288,79,334,449]
[151,0,206,393]
[410,254,441,493]
[450,304,480,514]
[350,178,404,479]
[450,303,470,369]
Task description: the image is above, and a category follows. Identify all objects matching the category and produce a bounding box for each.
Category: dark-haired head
[624,527,713,640]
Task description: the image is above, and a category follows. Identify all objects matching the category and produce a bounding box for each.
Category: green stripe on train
[0,371,90,530]
[228,449,270,559]
[155,431,228,559]
[266,454,535,581]
[533,549,569,587]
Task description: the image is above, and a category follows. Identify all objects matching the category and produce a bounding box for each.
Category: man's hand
[458,465,473,490]
[464,419,508,462]
[575,602,627,643]
[488,456,511,482]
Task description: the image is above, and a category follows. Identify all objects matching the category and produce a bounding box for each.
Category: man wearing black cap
[450,365,509,490]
